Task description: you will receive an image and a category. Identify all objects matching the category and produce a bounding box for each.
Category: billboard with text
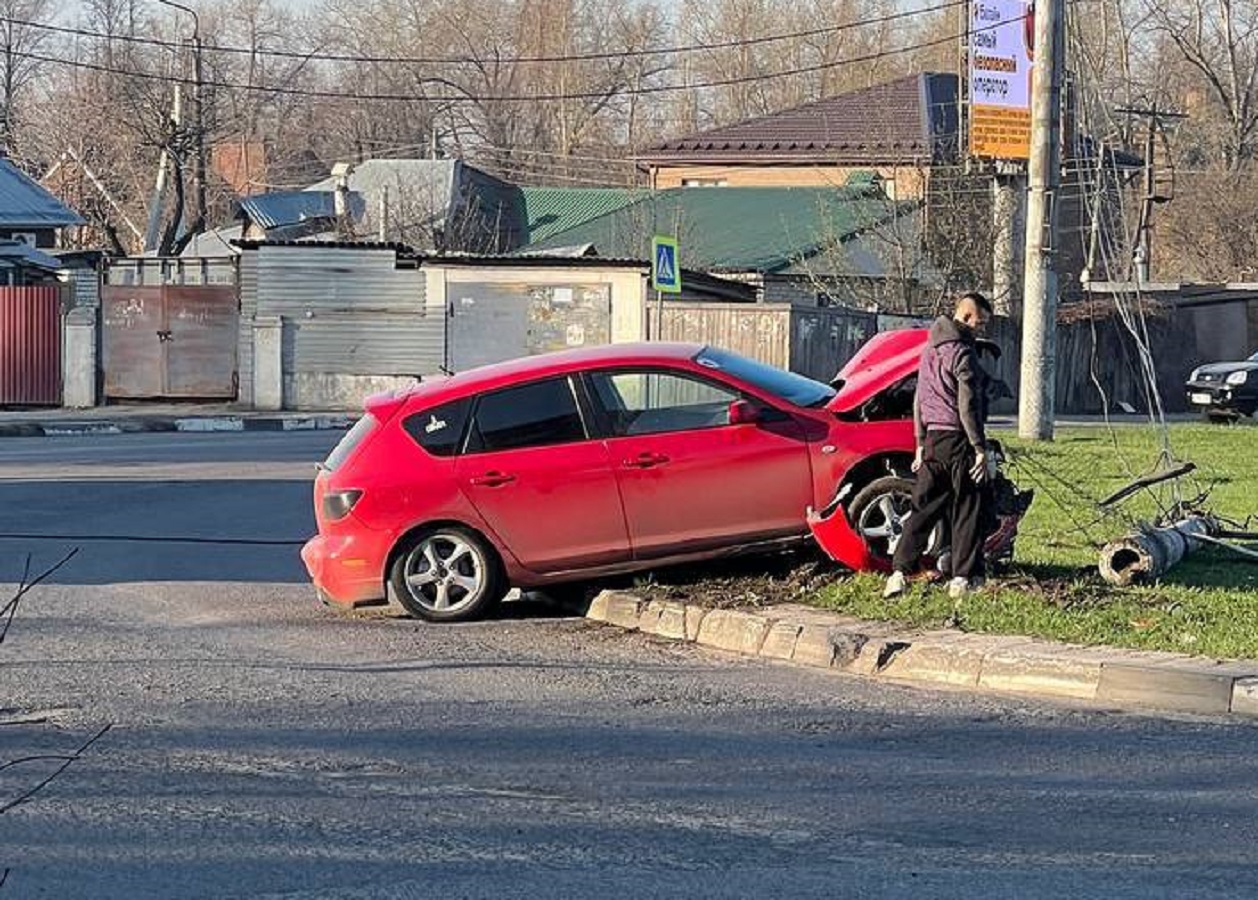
[969,0,1033,160]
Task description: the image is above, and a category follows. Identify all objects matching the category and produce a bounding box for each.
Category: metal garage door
[447,282,611,372]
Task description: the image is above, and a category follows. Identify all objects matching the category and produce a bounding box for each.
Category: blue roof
[0,159,83,228]
[238,190,365,229]
[0,239,63,270]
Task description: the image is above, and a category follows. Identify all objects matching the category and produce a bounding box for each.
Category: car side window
[589,370,740,437]
[403,398,473,457]
[466,377,587,453]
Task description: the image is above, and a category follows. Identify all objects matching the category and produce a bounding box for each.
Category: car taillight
[322,489,363,522]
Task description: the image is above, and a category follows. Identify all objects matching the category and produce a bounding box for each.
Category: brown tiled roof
[638,73,959,165]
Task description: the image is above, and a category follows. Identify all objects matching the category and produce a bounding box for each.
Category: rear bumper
[301,532,389,608]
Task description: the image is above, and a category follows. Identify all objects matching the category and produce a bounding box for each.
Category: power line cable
[8,12,1023,104]
[5,0,965,66]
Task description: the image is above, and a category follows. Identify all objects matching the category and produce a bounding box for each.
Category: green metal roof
[518,186,912,273]
[519,187,643,245]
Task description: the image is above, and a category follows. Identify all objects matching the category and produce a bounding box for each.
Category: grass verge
[809,422,1258,659]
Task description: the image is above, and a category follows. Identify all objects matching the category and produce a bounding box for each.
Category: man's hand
[969,449,988,483]
[911,446,925,472]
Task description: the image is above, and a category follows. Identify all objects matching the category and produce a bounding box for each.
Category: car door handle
[469,471,516,487]
[623,452,670,469]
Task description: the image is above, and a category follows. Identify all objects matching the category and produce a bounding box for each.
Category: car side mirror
[729,399,761,425]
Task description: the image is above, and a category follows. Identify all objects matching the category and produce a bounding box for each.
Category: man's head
[953,291,993,334]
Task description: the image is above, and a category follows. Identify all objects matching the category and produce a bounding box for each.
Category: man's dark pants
[892,430,985,580]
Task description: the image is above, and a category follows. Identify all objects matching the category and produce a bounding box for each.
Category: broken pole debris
[1098,515,1217,586]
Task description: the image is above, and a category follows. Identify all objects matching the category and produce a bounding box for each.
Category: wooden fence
[987,305,1203,416]
[648,298,1225,415]
[648,303,877,383]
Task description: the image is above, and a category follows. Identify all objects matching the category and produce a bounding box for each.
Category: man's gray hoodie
[913,315,987,450]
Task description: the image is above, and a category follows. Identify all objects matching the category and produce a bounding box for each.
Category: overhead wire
[6,10,1025,104]
[8,0,966,66]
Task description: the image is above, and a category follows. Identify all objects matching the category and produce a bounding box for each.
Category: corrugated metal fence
[0,286,62,405]
[254,245,437,376]
[649,302,877,382]
[249,244,437,409]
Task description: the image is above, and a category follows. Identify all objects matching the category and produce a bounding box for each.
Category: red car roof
[368,342,706,413]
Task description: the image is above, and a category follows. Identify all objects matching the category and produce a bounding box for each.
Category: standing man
[884,291,995,600]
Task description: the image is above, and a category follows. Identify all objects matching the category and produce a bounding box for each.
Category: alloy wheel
[401,533,486,614]
[856,491,913,558]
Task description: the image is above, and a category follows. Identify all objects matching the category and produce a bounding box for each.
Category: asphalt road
[2,431,1258,899]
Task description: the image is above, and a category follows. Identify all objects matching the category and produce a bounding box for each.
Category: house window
[680,178,728,188]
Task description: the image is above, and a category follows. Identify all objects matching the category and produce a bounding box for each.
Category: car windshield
[693,346,836,408]
[1250,351,1258,362]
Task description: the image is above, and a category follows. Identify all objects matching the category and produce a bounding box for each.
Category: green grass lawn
[809,421,1258,659]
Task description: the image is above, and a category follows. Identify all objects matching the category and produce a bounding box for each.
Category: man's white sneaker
[947,576,985,599]
[883,570,907,598]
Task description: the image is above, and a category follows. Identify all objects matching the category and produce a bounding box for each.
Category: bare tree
[1143,0,1258,168]
[0,0,54,156]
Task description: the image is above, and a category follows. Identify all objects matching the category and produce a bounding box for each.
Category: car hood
[1191,360,1258,380]
[825,328,929,413]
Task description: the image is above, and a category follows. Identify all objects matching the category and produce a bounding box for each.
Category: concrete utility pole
[144,82,182,253]
[155,0,205,234]
[991,162,1027,318]
[192,33,207,231]
[1018,0,1065,441]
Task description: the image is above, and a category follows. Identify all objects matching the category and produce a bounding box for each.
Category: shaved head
[954,291,993,333]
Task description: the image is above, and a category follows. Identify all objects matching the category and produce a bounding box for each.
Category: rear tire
[389,526,506,622]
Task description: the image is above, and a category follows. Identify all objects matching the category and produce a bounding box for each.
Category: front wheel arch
[829,452,915,514]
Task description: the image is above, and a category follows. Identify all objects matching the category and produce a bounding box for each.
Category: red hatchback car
[302,337,926,621]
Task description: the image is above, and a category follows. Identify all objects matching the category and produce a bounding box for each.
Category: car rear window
[403,398,473,457]
[322,415,377,472]
[466,377,586,453]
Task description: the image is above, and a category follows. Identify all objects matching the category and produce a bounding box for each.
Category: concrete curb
[0,414,355,438]
[585,593,1258,718]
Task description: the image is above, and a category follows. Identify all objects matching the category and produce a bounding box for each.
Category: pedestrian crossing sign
[651,235,681,294]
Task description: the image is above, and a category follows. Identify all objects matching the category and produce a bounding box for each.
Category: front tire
[847,475,943,565]
[1205,409,1241,424]
[389,527,506,622]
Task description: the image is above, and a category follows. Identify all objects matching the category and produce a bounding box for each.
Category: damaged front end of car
[807,329,1034,573]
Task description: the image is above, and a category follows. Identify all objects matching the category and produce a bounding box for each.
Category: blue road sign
[651,235,681,294]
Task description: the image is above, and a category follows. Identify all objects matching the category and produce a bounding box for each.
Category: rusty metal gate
[0,286,62,406]
[102,284,238,399]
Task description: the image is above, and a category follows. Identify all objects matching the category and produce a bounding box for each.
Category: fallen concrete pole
[1099,516,1217,586]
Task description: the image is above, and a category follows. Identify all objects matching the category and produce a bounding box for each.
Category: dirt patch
[627,549,846,609]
